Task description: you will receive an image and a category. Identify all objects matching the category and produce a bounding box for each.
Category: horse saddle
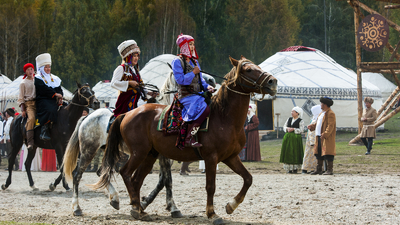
[157,104,209,135]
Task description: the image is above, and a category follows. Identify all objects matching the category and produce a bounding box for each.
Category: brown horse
[92,56,277,224]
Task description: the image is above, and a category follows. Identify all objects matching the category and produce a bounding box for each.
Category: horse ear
[229,56,239,67]
[240,55,247,60]
[76,81,82,88]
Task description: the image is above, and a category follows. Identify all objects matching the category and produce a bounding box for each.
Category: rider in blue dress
[171,34,215,148]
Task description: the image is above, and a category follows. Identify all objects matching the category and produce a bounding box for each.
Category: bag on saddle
[162,94,184,135]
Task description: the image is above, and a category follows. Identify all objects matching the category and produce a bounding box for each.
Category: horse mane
[211,59,253,114]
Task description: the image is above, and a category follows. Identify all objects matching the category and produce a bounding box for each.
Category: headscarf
[320,96,334,107]
[176,34,199,59]
[23,63,34,79]
[248,104,257,122]
[311,105,322,121]
[292,106,303,118]
[36,66,61,88]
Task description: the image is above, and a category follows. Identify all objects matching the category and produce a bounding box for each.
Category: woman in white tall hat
[279,106,305,173]
[111,40,155,117]
[34,53,63,141]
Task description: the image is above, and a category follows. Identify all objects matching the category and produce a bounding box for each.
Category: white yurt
[92,80,119,108]
[258,46,383,131]
[0,74,12,90]
[361,72,396,101]
[0,75,73,110]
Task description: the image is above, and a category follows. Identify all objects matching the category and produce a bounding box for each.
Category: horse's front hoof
[73,208,83,216]
[65,187,72,192]
[171,210,183,218]
[110,200,120,210]
[30,185,39,191]
[49,183,56,191]
[212,217,225,225]
[1,184,7,190]
[225,203,234,214]
[130,209,152,221]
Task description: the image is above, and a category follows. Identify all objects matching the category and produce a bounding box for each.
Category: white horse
[63,73,216,217]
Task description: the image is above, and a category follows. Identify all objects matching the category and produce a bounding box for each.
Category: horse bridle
[69,85,96,107]
[227,62,272,97]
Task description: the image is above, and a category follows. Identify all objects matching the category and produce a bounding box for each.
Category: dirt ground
[0,169,399,225]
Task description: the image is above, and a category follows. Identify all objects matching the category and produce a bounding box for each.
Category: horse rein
[69,85,96,107]
[226,62,272,97]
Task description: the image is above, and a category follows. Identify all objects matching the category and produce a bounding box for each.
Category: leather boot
[185,123,202,148]
[322,161,333,175]
[310,159,323,175]
[26,130,34,151]
[40,124,51,141]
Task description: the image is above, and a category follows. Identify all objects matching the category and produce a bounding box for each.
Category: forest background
[0,0,398,90]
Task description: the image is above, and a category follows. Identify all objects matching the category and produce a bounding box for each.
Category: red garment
[41,149,57,172]
[113,64,141,117]
[245,115,261,161]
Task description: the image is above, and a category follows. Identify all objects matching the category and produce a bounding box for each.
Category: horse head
[228,56,277,97]
[74,82,100,109]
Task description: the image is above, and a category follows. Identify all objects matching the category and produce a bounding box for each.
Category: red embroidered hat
[176,34,198,59]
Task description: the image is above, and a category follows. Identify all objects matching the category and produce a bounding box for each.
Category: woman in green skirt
[280,106,305,173]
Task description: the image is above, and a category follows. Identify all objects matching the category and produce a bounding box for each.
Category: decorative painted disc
[357,14,389,52]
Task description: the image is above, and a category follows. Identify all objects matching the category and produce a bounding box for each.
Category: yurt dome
[92,80,119,102]
[0,74,12,90]
[258,46,383,130]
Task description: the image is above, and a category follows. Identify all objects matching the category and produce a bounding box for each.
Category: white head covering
[292,106,303,118]
[248,104,257,121]
[35,53,61,88]
[118,40,140,59]
[311,105,322,121]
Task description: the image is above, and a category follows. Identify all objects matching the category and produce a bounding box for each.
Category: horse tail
[63,116,86,182]
[90,114,125,190]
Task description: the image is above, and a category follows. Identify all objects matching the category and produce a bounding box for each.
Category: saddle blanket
[157,105,209,133]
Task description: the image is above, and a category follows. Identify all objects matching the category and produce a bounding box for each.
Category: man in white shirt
[308,97,336,175]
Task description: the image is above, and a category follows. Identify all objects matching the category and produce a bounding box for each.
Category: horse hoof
[65,188,72,192]
[1,184,7,190]
[49,183,56,191]
[73,208,83,216]
[30,185,39,191]
[171,210,183,218]
[130,209,152,221]
[212,217,225,225]
[225,203,234,214]
[110,200,120,210]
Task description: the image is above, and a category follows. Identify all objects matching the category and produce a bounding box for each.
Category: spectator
[361,97,377,155]
[279,106,304,173]
[4,108,18,170]
[301,105,321,174]
[244,104,261,161]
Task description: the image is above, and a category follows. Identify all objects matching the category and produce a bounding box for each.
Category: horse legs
[203,159,224,224]
[222,155,252,215]
[1,142,22,190]
[50,146,71,191]
[140,155,182,218]
[122,152,157,221]
[25,147,39,190]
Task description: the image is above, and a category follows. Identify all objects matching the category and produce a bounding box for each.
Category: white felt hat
[36,53,52,68]
[118,40,140,58]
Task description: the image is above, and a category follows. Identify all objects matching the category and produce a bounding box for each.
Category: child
[18,63,36,151]
[279,106,305,173]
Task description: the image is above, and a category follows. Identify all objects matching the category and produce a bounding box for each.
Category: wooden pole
[354,1,400,33]
[353,0,363,134]
[385,5,400,10]
[275,113,280,139]
[376,87,400,116]
[380,93,400,118]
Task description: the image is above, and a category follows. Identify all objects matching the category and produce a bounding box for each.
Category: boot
[184,123,202,148]
[26,130,34,151]
[40,124,51,141]
[310,159,323,175]
[322,161,333,175]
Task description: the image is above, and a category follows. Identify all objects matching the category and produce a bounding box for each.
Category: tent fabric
[140,54,179,88]
[92,80,119,102]
[258,47,383,130]
[0,75,73,101]
[0,75,12,90]
[361,72,396,101]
